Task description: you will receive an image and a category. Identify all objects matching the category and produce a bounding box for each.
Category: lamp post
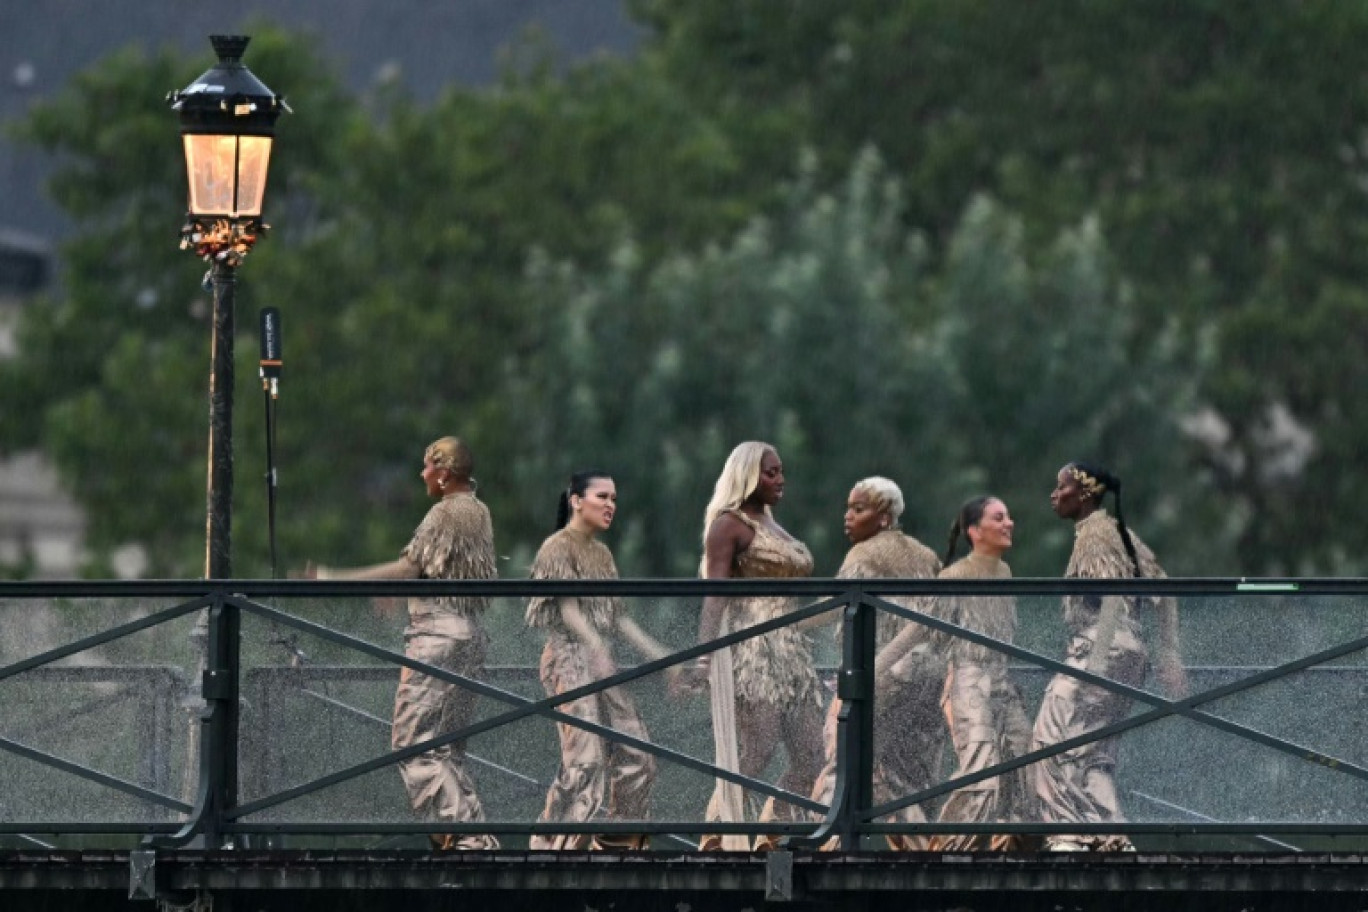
[167,35,286,846]
[169,34,288,580]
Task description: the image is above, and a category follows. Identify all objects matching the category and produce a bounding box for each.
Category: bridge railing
[1,578,1366,851]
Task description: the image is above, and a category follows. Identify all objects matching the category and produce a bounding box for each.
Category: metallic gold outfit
[809,529,944,850]
[931,552,1036,851]
[393,492,498,851]
[1031,510,1168,851]
[704,511,818,848]
[526,528,655,850]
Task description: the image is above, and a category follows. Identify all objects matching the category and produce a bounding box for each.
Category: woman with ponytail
[921,495,1036,850]
[525,470,675,850]
[1031,462,1187,852]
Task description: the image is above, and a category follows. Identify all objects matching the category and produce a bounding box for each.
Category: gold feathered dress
[704,510,819,848]
[931,551,1036,851]
[392,492,499,850]
[526,527,655,850]
[809,529,945,850]
[1030,509,1167,850]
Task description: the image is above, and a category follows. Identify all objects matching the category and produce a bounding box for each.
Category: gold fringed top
[720,511,819,707]
[525,527,622,634]
[836,530,941,650]
[400,492,496,632]
[1064,510,1167,636]
[938,551,1016,668]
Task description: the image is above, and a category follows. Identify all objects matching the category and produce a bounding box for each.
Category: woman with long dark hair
[1031,462,1187,852]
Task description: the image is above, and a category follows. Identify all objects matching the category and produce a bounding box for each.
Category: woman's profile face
[844,488,886,544]
[420,456,447,498]
[752,449,785,506]
[1050,467,1088,520]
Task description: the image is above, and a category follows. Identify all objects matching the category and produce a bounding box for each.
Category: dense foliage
[6,3,1367,578]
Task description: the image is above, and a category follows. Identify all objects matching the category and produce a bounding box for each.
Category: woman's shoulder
[940,552,1008,580]
[841,531,939,579]
[1069,511,1161,577]
[531,528,617,580]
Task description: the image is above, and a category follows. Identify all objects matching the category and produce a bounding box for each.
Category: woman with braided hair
[1031,461,1188,852]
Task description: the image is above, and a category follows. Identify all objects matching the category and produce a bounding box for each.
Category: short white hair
[852,475,904,526]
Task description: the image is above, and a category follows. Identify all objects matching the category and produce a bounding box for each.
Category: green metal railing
[1,577,1366,849]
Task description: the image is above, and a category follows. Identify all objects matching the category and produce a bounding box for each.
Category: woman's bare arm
[313,556,421,580]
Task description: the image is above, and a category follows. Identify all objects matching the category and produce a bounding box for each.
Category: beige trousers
[530,641,656,850]
[392,631,497,850]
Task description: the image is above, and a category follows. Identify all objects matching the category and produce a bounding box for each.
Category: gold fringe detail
[836,530,941,650]
[938,552,1016,666]
[1064,510,1166,634]
[717,511,819,707]
[525,528,621,632]
[400,494,496,620]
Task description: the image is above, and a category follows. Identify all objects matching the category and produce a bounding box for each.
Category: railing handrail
[0,575,1360,598]
[3,577,1368,851]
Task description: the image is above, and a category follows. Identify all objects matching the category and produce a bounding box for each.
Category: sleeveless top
[938,551,1017,669]
[399,492,496,637]
[717,510,820,707]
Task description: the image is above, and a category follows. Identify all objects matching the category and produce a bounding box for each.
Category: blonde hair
[702,441,776,543]
[852,475,904,527]
[425,436,473,478]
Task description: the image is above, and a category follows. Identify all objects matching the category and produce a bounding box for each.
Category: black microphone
[259,307,282,391]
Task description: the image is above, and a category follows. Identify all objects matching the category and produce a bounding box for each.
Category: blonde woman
[307,436,497,851]
[684,442,820,851]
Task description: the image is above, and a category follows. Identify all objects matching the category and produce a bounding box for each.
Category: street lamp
[167,35,287,846]
[169,34,288,579]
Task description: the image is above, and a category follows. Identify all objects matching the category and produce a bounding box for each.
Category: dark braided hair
[943,495,998,565]
[1065,461,1142,577]
[555,469,613,530]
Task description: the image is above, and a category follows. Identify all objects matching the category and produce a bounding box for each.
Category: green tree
[1,26,761,576]
[514,151,1216,578]
[630,0,1368,572]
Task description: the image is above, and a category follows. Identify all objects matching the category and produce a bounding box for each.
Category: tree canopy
[5,3,1367,578]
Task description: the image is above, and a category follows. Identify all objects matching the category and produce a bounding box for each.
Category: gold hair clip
[1068,466,1105,497]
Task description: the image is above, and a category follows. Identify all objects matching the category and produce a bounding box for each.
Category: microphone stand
[260,372,280,580]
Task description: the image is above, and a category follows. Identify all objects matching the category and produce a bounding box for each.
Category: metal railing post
[196,589,241,847]
[792,587,876,849]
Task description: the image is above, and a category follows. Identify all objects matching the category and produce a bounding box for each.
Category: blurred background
[3,0,1366,583]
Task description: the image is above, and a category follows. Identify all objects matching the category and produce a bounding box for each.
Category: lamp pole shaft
[205,259,236,579]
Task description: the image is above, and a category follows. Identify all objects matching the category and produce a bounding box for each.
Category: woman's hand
[669,655,711,697]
